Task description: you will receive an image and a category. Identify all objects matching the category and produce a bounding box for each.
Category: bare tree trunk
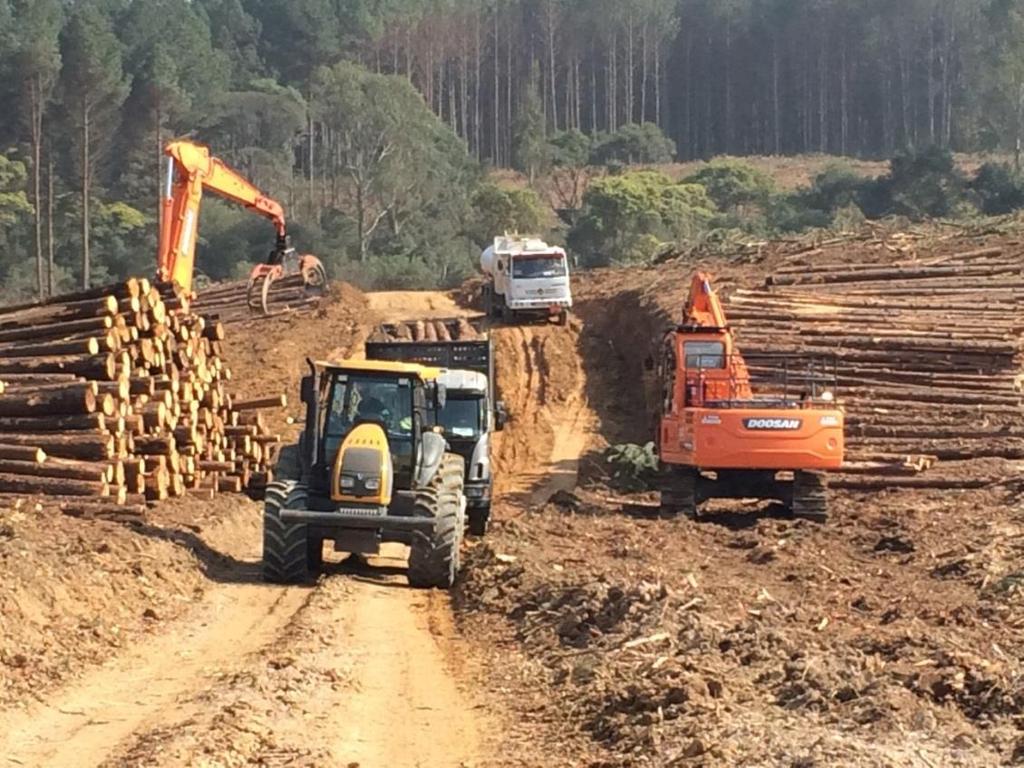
[31,76,44,301]
[818,23,827,153]
[81,103,91,290]
[641,21,649,123]
[493,8,500,164]
[928,13,936,144]
[474,9,481,159]
[626,13,635,124]
[47,145,54,297]
[773,36,781,154]
[547,0,558,132]
[841,37,849,155]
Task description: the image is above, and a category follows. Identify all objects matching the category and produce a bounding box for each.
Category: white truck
[480,235,572,325]
[365,322,506,536]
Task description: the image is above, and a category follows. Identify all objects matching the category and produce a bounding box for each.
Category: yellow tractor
[262,359,466,588]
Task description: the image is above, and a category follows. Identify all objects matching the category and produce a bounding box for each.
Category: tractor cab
[300,359,446,502]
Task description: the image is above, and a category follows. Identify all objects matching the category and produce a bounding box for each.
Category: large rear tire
[408,454,465,589]
[659,465,697,518]
[792,470,828,523]
[262,481,311,583]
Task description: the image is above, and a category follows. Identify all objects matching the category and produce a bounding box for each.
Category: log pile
[195,273,322,323]
[370,317,483,343]
[725,242,1024,486]
[0,278,288,513]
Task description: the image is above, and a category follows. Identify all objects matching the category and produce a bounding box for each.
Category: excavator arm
[683,271,729,330]
[157,140,288,294]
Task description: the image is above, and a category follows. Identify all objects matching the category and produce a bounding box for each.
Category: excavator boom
[683,271,729,329]
[158,140,289,294]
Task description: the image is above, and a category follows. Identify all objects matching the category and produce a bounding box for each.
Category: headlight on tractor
[340,475,356,489]
[364,478,380,491]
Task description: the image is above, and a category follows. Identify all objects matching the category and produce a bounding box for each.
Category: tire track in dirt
[0,507,311,768]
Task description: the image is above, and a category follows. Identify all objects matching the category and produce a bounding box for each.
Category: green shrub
[590,123,676,166]
[969,162,1024,215]
[605,442,659,491]
[568,171,716,266]
[683,158,776,212]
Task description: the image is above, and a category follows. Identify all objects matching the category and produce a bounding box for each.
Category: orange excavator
[654,272,844,521]
[157,140,326,314]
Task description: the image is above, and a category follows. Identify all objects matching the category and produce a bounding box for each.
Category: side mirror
[300,374,314,404]
[494,401,509,432]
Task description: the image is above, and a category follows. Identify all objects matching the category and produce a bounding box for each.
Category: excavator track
[792,470,828,522]
[659,465,697,518]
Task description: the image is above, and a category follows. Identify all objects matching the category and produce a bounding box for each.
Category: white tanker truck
[480,235,573,325]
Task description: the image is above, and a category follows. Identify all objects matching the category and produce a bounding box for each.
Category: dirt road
[0,289,598,768]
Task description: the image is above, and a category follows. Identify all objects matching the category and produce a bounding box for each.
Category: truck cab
[365,321,506,536]
[481,236,572,325]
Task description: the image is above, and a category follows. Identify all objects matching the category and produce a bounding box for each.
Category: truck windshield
[512,256,566,279]
[439,397,484,439]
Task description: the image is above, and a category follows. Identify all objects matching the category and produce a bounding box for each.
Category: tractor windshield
[323,374,414,464]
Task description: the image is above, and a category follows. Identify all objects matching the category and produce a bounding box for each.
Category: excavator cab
[656,272,844,522]
[262,359,466,588]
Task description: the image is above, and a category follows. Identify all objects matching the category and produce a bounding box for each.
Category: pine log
[0,386,97,416]
[0,473,107,496]
[0,433,113,460]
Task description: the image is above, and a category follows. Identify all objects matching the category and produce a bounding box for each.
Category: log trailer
[481,235,572,325]
[157,140,326,315]
[365,318,507,536]
[654,273,844,521]
[263,359,467,588]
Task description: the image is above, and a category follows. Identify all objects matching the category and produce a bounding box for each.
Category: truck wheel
[558,309,570,327]
[262,481,311,583]
[408,454,465,588]
[483,285,494,316]
[501,303,513,324]
[468,504,490,537]
[659,466,697,518]
[792,470,828,523]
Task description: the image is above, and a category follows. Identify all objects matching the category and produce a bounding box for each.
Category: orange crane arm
[157,140,287,293]
[683,271,729,329]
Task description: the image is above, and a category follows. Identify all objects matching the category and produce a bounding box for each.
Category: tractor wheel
[792,470,828,523]
[408,454,465,589]
[468,504,490,537]
[659,465,697,518]
[261,481,311,583]
[307,535,324,573]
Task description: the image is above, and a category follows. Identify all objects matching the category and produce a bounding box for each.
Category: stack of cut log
[370,317,483,343]
[0,278,287,514]
[725,243,1024,487]
[195,273,321,323]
